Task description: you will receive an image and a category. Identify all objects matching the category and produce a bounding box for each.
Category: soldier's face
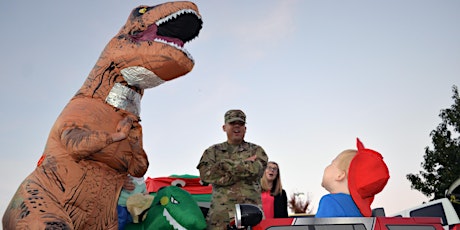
[223,121,246,145]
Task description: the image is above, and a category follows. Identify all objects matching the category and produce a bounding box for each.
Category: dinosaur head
[147,186,206,230]
[75,1,202,116]
[113,1,203,81]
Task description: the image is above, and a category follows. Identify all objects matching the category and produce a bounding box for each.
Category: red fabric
[261,191,275,218]
[145,176,212,194]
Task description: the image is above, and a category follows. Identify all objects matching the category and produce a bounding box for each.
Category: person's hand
[111,116,135,142]
[122,176,135,191]
[245,155,257,162]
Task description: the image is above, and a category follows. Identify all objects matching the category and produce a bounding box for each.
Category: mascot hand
[111,116,135,142]
[127,120,142,146]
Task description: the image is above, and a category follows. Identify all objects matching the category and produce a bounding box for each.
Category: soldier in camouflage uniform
[197,109,269,229]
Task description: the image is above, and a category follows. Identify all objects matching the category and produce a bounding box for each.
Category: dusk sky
[1,0,459,216]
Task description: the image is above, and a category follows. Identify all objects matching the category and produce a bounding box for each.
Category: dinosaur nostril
[160,196,169,206]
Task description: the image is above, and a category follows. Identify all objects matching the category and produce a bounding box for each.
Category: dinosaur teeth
[156,9,201,26]
[163,208,187,230]
[154,38,182,49]
[154,38,194,63]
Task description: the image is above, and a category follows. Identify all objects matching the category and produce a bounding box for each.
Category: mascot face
[147,186,207,230]
[77,1,203,116]
[113,2,203,82]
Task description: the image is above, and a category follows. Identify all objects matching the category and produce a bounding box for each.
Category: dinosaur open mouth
[157,10,202,44]
[130,12,201,46]
[129,9,202,57]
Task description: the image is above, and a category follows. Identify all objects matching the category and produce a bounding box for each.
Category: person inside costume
[260,161,289,218]
[2,2,202,229]
[315,138,390,217]
[118,175,149,230]
[196,109,269,229]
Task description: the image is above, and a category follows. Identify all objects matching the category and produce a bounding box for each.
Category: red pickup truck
[228,178,460,230]
[252,216,445,230]
[230,203,454,230]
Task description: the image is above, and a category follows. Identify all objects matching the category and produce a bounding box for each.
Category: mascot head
[125,185,207,230]
[76,1,203,116]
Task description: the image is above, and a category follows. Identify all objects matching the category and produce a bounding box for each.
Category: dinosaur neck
[76,61,168,116]
[104,66,166,116]
[105,83,142,116]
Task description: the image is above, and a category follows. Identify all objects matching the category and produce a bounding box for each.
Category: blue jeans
[117,205,133,230]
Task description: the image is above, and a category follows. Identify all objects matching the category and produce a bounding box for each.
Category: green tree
[407,85,460,200]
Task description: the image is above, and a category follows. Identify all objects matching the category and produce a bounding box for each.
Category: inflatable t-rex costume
[2,1,202,229]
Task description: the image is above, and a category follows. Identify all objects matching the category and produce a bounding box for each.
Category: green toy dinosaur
[125,186,207,230]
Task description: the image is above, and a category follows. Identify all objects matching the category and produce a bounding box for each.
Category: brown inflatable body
[2,2,202,229]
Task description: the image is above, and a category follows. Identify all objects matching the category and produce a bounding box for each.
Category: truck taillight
[451,224,460,230]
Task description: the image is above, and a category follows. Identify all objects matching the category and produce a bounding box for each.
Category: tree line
[407,85,460,200]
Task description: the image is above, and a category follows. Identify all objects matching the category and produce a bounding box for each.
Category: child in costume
[118,175,149,229]
[315,138,390,217]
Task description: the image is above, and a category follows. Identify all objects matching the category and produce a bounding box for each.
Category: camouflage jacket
[197,141,268,229]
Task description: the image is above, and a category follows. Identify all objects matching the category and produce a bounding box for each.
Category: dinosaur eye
[171,179,186,187]
[170,196,179,204]
[130,30,142,36]
[139,7,147,14]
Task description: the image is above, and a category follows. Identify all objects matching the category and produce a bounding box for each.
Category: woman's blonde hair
[261,161,283,196]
